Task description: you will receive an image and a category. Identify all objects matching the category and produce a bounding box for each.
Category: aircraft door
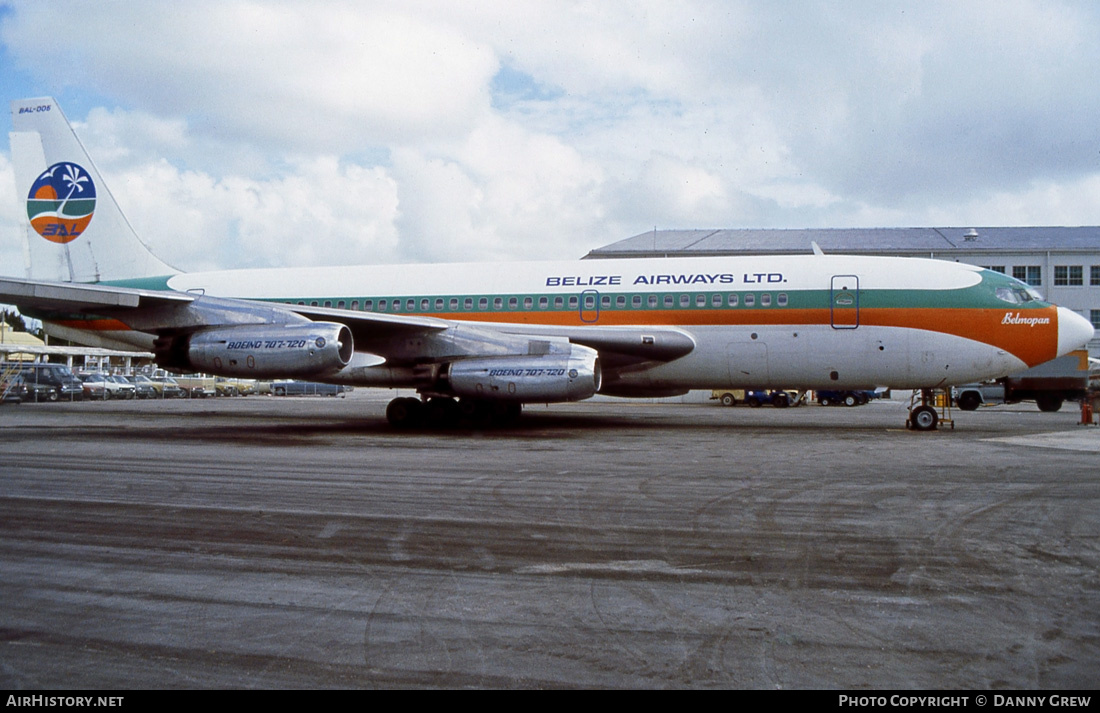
[830,275,860,329]
[580,289,600,323]
[726,338,769,385]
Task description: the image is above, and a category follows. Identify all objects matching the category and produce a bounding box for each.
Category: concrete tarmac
[1,393,1098,688]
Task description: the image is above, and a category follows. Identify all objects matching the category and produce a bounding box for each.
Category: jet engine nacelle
[447,344,601,402]
[161,322,354,378]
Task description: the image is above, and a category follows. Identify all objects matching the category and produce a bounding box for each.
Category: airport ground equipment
[953,349,1090,412]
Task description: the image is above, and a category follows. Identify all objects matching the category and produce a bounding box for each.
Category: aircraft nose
[1057,307,1095,356]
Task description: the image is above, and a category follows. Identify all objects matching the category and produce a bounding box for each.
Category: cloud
[2,1,499,150]
[100,155,401,272]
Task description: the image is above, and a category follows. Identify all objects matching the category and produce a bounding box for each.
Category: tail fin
[10,97,177,284]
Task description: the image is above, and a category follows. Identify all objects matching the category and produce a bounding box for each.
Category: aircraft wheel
[910,405,939,432]
[956,392,981,411]
[386,397,424,428]
[424,397,459,428]
[1036,394,1064,412]
[497,401,522,424]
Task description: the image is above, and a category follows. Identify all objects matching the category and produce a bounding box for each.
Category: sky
[2,0,1100,278]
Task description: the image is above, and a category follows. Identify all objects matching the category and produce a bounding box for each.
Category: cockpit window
[995,286,1039,304]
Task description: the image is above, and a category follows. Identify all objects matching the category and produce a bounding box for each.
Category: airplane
[2,97,1094,430]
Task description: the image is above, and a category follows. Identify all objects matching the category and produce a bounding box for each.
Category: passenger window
[695,294,706,307]
[449,298,458,309]
[323,301,331,307]
[364,300,374,311]
[509,297,519,309]
[554,296,564,308]
[744,294,755,306]
[649,294,658,307]
[664,295,674,307]
[727,294,738,306]
[539,297,548,309]
[494,297,503,309]
[407,299,416,311]
[568,296,579,308]
[761,294,771,306]
[524,297,533,309]
[601,295,611,307]
[337,300,345,309]
[711,294,722,307]
[680,294,690,307]
[464,297,473,309]
[435,298,444,310]
[378,299,387,311]
[777,293,788,306]
[478,297,488,309]
[632,295,642,307]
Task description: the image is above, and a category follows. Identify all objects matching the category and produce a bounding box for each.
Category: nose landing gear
[906,389,954,432]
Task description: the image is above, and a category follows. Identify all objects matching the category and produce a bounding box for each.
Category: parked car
[145,374,185,398]
[77,372,112,400]
[215,377,243,397]
[271,380,346,397]
[172,374,217,398]
[126,375,159,399]
[2,375,29,404]
[14,363,84,401]
[107,374,137,399]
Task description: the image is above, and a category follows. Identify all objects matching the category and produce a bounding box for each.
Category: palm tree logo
[58,164,90,217]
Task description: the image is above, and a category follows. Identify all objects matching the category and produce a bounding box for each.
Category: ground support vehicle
[712,389,803,408]
[816,390,878,407]
[710,389,745,407]
[953,349,1090,412]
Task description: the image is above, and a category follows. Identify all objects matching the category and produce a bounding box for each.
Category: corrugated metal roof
[586,227,1100,258]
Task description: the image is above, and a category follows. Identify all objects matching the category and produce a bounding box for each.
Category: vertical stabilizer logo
[26,162,97,244]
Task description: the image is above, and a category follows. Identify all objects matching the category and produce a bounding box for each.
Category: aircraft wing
[0,276,694,371]
[0,275,446,337]
[0,275,194,312]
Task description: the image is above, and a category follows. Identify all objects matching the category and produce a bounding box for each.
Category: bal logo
[26,162,97,244]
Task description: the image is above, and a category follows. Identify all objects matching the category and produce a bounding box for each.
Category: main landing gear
[906,388,954,432]
[386,396,523,429]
